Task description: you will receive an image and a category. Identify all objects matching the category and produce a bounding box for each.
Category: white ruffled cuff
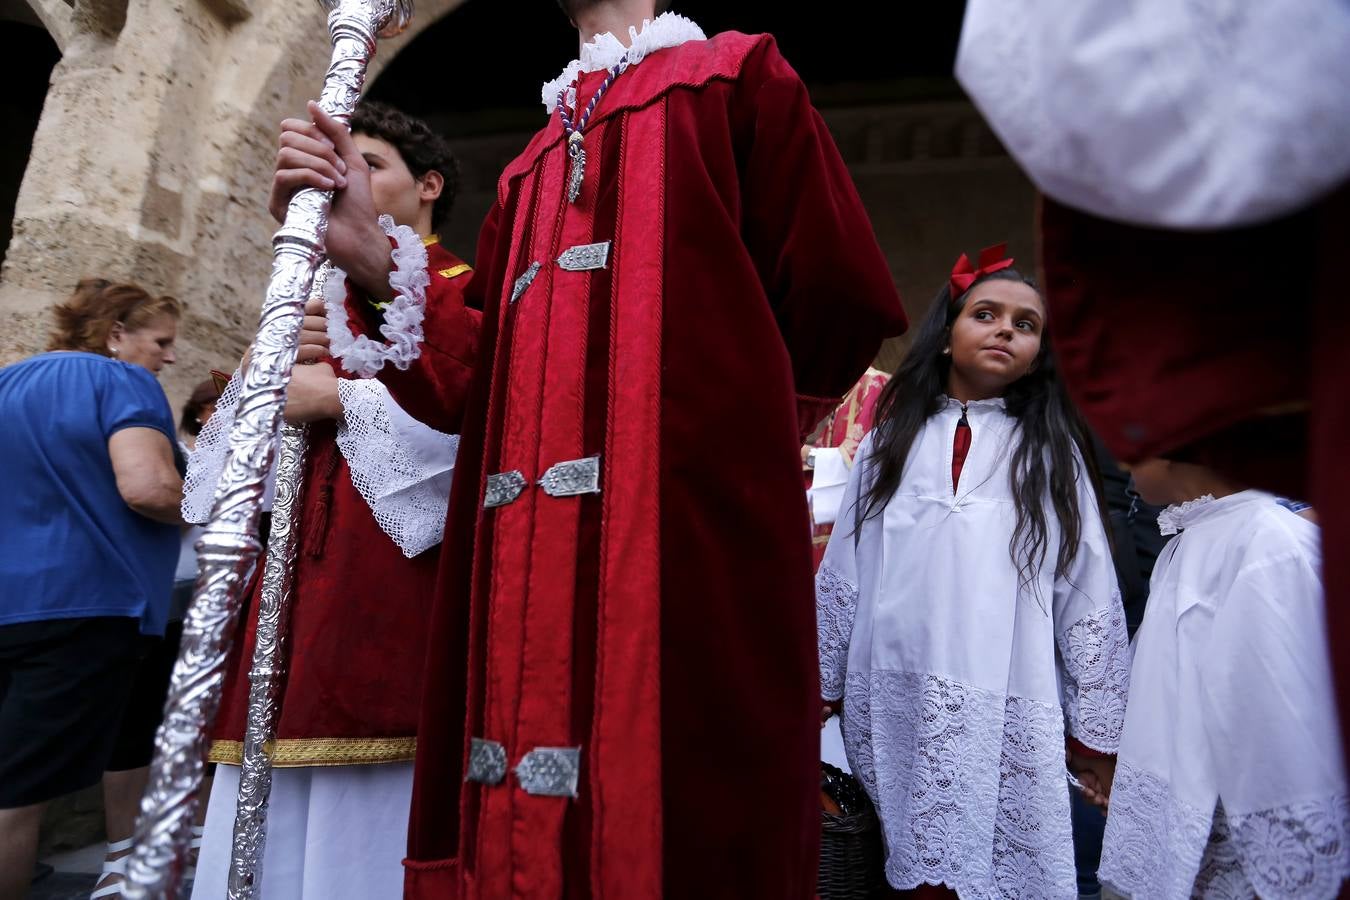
[334,378,457,558]
[326,214,429,379]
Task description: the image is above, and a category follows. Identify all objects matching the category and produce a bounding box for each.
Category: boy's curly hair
[555,1,672,21]
[350,101,460,232]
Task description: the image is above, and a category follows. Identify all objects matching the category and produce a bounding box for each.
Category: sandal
[90,837,134,899]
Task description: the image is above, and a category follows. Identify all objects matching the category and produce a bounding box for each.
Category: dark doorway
[0,18,60,268]
[369,1,966,135]
[365,1,981,273]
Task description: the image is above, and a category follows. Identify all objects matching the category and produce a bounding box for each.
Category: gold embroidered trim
[421,235,440,247]
[208,736,417,767]
[437,264,472,280]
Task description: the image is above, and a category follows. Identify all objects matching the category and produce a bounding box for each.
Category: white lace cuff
[1227,794,1350,900]
[1101,761,1350,900]
[1058,604,1130,753]
[326,214,429,379]
[334,378,457,558]
[181,369,282,523]
[816,565,858,701]
[1100,761,1217,899]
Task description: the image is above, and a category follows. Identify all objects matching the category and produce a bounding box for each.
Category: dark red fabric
[1038,184,1350,771]
[210,251,478,747]
[951,411,972,492]
[403,32,905,900]
[1066,736,1108,760]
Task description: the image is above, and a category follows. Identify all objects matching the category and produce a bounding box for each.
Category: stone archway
[0,0,468,406]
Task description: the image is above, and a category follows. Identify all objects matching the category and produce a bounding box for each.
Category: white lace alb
[541,12,706,113]
[333,379,457,558]
[842,671,1077,898]
[326,215,429,379]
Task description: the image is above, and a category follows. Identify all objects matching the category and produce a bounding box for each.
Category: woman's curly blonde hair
[47,278,182,356]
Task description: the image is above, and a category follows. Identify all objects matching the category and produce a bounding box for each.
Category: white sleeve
[1200,542,1350,900]
[334,378,458,559]
[816,433,873,702]
[181,368,281,524]
[1053,453,1131,753]
[955,0,1350,228]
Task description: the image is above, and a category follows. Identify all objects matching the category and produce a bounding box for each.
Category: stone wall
[2,0,1033,416]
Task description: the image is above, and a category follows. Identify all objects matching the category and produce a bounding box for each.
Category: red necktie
[952,403,972,492]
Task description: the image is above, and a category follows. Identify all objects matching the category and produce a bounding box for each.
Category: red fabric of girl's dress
[952,406,972,491]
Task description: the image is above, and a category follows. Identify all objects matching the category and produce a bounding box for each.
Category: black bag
[818,762,887,899]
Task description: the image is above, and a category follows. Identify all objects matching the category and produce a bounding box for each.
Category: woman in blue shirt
[0,278,184,899]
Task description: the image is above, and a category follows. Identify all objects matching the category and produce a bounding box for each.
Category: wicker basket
[819,762,887,899]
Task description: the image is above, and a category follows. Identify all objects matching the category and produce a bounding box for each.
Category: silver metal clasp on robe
[483,471,527,509]
[556,241,611,272]
[510,261,541,304]
[466,737,507,785]
[515,747,582,798]
[538,456,601,498]
[483,457,601,509]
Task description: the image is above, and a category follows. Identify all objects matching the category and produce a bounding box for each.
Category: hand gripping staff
[122,3,414,897]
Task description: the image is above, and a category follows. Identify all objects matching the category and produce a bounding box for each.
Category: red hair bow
[949,243,1015,300]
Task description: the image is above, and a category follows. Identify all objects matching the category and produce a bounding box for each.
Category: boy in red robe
[184,102,479,899]
[289,2,906,895]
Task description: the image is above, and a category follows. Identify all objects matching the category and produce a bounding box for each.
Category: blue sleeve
[99,364,176,443]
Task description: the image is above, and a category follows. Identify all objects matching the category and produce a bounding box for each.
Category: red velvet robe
[1037,185,1350,768]
[209,240,479,766]
[402,33,905,900]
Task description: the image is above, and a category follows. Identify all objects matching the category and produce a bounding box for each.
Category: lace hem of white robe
[842,670,1078,898]
[1101,760,1350,900]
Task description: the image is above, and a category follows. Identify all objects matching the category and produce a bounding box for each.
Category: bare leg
[95,767,149,892]
[0,802,48,900]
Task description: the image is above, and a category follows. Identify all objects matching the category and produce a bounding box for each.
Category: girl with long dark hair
[817,246,1131,898]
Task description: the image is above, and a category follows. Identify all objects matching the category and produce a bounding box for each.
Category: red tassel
[303,443,341,558]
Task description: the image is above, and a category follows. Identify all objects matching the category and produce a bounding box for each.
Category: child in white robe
[817,247,1130,898]
[1098,459,1349,899]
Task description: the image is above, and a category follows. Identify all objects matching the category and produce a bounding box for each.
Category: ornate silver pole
[226,422,308,899]
[124,4,413,898]
[224,262,332,899]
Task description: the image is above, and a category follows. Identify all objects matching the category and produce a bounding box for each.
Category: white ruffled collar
[1156,490,1271,536]
[542,12,706,114]
[1157,494,1216,536]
